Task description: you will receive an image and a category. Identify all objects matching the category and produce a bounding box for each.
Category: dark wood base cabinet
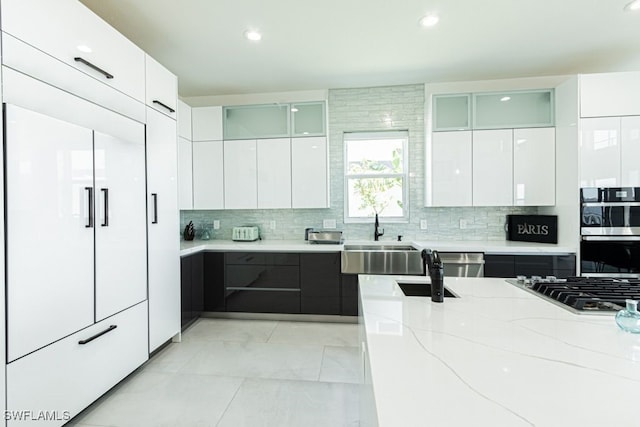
[180,253,204,328]
[340,274,359,316]
[300,253,341,315]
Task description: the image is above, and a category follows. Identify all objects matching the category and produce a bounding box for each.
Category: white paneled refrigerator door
[94,131,147,321]
[146,107,180,352]
[5,104,95,362]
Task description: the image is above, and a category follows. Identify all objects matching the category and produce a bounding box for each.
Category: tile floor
[71,318,362,427]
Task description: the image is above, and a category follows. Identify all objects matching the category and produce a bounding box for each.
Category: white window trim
[343,130,410,224]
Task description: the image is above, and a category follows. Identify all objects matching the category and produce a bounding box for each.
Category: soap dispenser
[615,299,640,333]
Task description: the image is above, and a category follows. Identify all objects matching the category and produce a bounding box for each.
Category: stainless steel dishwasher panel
[438,252,485,277]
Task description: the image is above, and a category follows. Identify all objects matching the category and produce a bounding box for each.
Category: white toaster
[232,226,260,241]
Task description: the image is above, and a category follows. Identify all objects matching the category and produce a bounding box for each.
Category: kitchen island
[359,275,640,426]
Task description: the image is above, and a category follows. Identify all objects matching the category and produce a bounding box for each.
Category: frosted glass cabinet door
[580,117,621,187]
[224,105,289,140]
[192,140,224,209]
[291,137,328,208]
[224,140,258,209]
[291,102,326,136]
[94,130,148,322]
[473,90,554,129]
[257,138,292,208]
[5,105,95,362]
[472,129,513,206]
[432,94,471,131]
[621,116,640,186]
[430,131,472,206]
[513,128,556,206]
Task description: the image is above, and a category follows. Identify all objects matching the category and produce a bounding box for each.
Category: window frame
[343,130,410,224]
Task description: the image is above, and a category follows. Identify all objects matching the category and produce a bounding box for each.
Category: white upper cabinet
[430,131,472,206]
[177,100,193,140]
[224,140,257,209]
[145,55,177,119]
[513,128,556,206]
[621,116,640,186]
[224,104,290,140]
[291,137,329,208]
[257,138,292,209]
[192,140,224,210]
[472,129,513,206]
[580,117,621,187]
[580,72,640,118]
[178,137,194,210]
[192,106,223,141]
[2,0,146,103]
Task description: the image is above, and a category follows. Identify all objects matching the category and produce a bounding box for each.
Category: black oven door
[581,237,640,278]
[581,204,640,235]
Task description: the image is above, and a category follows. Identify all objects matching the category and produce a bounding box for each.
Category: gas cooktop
[506,277,640,315]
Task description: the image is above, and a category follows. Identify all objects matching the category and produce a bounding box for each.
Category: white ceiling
[79,0,640,97]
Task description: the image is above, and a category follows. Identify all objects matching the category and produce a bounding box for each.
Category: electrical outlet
[323,219,337,229]
[213,220,220,230]
[420,219,428,230]
[269,220,276,230]
[459,219,467,229]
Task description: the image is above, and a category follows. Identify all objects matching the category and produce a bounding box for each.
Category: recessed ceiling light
[624,0,640,11]
[244,30,262,41]
[291,107,299,112]
[77,45,92,53]
[419,14,439,27]
[500,96,511,102]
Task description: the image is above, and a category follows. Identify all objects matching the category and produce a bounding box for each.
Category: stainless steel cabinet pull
[78,325,117,345]
[74,57,114,79]
[152,193,158,224]
[101,188,109,227]
[85,187,94,228]
[153,100,175,113]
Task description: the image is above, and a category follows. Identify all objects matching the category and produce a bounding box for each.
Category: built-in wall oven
[580,187,640,277]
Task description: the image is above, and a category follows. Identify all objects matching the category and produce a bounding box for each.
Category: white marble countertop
[179,239,576,256]
[359,275,640,427]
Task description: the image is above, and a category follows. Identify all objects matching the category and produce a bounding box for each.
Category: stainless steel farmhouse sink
[341,244,424,275]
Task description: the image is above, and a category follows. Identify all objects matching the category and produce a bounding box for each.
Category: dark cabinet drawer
[224,252,299,266]
[484,255,515,278]
[225,289,300,314]
[484,254,576,278]
[225,265,300,289]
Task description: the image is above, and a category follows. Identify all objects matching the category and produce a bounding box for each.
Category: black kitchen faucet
[374,213,384,241]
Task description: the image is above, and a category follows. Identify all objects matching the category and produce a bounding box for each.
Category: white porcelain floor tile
[217,377,360,427]
[181,318,279,343]
[142,339,207,373]
[268,321,359,347]
[319,346,362,384]
[73,371,242,427]
[179,341,324,381]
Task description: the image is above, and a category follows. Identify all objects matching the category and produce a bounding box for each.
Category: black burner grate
[530,277,640,311]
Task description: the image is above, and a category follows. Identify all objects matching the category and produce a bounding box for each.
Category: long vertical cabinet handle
[101,188,109,227]
[85,187,94,228]
[151,193,158,224]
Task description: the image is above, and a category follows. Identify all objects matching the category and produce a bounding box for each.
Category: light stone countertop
[358,275,640,427]
[179,239,576,257]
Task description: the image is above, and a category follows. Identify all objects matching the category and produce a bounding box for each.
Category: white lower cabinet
[291,136,328,208]
[430,131,472,206]
[224,139,258,209]
[146,107,181,352]
[513,127,556,206]
[257,138,292,208]
[192,140,224,210]
[6,302,149,427]
[472,129,514,206]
